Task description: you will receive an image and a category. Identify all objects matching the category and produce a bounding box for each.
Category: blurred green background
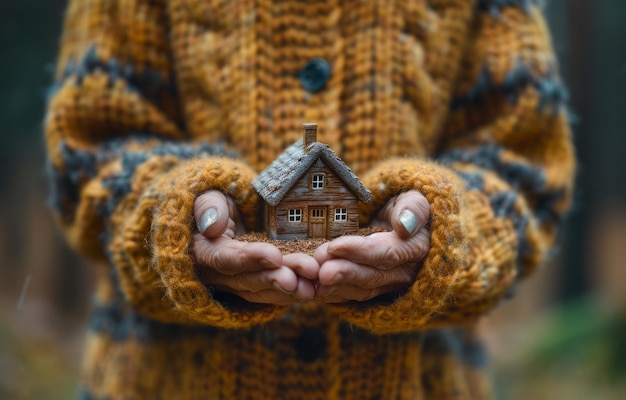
[1,0,625,399]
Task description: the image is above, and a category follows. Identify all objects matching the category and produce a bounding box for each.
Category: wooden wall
[269,159,360,239]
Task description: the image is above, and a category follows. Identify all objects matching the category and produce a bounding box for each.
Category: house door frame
[308,206,327,238]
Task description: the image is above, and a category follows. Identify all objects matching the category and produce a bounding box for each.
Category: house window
[312,174,325,189]
[311,208,325,219]
[289,209,302,222]
[335,208,348,221]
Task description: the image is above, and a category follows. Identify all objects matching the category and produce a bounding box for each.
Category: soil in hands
[237,227,387,255]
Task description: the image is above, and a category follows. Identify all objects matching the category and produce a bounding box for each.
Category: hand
[191,191,318,305]
[313,190,431,303]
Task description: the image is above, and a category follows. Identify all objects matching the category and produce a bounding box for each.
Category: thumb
[390,190,430,239]
[194,190,230,239]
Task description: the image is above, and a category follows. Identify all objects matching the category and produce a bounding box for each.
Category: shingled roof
[253,138,372,207]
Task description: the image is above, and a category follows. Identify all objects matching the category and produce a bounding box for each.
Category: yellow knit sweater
[45,0,575,398]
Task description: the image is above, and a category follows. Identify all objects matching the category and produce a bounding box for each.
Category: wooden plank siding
[268,159,360,239]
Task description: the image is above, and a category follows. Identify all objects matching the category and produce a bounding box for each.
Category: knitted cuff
[329,158,471,333]
[110,156,283,328]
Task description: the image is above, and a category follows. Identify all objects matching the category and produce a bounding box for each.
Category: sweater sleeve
[45,0,283,328]
[327,4,576,333]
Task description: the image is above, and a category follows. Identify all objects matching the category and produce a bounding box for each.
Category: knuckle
[379,247,401,269]
[258,268,273,283]
[237,245,254,263]
[238,244,269,269]
[205,246,225,272]
[194,242,215,267]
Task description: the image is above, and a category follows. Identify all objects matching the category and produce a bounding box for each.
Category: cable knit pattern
[45,0,575,398]
[332,159,470,333]
[149,159,283,326]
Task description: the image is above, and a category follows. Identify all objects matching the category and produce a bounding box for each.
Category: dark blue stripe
[422,329,488,368]
[47,45,176,103]
[489,190,518,218]
[88,293,279,345]
[455,171,485,191]
[47,135,235,218]
[489,191,532,264]
[458,331,490,368]
[438,144,563,209]
[440,144,566,222]
[439,145,566,276]
[92,265,417,346]
[46,142,98,221]
[88,298,222,343]
[450,60,568,112]
[98,138,234,215]
[477,0,534,16]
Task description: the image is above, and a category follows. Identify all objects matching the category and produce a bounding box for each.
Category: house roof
[253,139,372,206]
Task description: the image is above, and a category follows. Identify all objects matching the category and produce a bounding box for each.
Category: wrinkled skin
[192,190,430,305]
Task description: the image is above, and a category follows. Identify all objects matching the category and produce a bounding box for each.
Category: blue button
[300,58,331,92]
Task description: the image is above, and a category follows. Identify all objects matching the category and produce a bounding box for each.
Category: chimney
[302,123,318,153]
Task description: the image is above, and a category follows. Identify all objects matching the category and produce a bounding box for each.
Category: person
[45,0,575,398]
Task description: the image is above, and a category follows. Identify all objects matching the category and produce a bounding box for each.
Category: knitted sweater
[45,0,575,399]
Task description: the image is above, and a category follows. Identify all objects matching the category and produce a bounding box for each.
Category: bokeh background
[1,0,625,399]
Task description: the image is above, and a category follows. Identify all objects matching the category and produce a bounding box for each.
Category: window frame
[334,208,348,222]
[288,209,303,223]
[311,174,325,190]
[311,208,325,219]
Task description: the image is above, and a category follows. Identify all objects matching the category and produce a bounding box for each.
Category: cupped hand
[191,190,318,305]
[313,190,431,303]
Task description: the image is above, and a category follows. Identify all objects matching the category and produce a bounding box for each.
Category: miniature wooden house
[253,124,372,240]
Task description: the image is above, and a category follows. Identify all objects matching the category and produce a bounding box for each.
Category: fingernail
[198,207,218,234]
[260,259,280,269]
[273,281,292,293]
[316,285,336,298]
[331,273,344,284]
[399,210,419,235]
